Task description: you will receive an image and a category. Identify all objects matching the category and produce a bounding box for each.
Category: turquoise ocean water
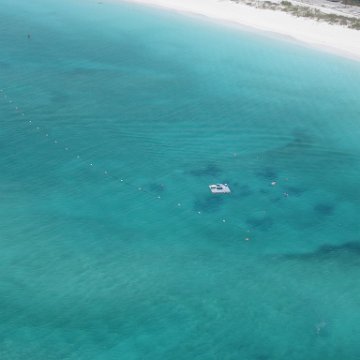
[1,0,360,358]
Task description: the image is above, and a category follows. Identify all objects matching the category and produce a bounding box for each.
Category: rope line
[0,88,261,240]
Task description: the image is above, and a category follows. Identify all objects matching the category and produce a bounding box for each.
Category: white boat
[209,184,231,194]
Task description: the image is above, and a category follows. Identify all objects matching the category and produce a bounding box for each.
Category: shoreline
[115,0,360,62]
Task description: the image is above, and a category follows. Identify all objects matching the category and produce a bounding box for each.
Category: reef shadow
[194,195,224,213]
[189,163,222,177]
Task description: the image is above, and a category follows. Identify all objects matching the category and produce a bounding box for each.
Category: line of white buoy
[0,87,255,240]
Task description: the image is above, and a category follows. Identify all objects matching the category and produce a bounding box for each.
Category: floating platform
[209,184,231,194]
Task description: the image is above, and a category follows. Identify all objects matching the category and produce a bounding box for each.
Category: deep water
[1,0,360,358]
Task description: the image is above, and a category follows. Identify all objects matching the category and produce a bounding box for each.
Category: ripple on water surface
[1,0,360,359]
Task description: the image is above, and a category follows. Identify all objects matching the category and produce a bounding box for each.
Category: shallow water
[1,0,360,358]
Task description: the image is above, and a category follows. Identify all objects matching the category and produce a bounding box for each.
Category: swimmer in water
[27,34,31,39]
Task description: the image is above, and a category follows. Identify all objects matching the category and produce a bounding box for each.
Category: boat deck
[209,184,231,194]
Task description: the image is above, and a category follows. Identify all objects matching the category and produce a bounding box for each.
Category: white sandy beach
[119,0,360,61]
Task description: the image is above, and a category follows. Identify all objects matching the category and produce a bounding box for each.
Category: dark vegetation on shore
[231,0,360,29]
[279,0,360,29]
[343,0,360,6]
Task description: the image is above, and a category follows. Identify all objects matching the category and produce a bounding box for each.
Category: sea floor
[1,0,360,358]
